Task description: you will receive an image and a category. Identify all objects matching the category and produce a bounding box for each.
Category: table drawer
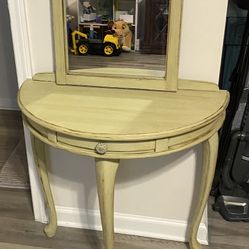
[57,133,155,154]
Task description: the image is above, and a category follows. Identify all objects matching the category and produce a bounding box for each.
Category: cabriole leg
[189,132,219,249]
[95,159,120,249]
[32,136,57,238]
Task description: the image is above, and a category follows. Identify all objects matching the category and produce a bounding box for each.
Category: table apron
[23,112,225,159]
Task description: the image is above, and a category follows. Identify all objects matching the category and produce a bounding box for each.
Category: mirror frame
[52,0,183,91]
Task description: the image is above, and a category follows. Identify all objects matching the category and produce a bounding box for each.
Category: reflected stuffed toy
[111,20,132,52]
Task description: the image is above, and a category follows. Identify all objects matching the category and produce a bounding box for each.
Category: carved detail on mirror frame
[52,0,183,91]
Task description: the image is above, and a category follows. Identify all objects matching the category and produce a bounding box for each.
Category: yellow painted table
[18,78,229,249]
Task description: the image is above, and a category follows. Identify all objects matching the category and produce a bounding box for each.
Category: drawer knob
[95,143,108,155]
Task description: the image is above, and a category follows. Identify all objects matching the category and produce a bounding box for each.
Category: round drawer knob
[95,143,108,155]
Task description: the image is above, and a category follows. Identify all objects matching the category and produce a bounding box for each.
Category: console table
[18,76,229,249]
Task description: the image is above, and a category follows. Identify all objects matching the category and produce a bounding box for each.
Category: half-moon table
[18,77,229,249]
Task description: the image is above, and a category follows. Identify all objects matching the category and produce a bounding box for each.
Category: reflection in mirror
[65,0,169,78]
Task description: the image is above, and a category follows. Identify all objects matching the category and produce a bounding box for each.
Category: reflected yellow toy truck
[71,30,122,56]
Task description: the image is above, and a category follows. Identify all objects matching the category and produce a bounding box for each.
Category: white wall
[179,1,229,82]
[0,0,18,109]
[8,0,228,244]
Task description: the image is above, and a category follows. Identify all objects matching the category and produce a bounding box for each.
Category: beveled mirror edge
[164,0,183,91]
[52,0,183,91]
[53,0,67,85]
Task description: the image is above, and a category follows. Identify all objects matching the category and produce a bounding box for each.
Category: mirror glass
[65,0,169,78]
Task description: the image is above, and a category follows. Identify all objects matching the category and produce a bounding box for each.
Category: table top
[19,79,229,142]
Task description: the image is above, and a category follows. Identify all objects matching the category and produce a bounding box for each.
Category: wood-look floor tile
[0,137,20,166]
[1,188,249,249]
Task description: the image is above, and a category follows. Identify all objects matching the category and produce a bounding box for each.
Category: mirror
[65,0,169,78]
[52,0,182,91]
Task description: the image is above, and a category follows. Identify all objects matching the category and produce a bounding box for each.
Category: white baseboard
[52,206,208,245]
[0,97,18,110]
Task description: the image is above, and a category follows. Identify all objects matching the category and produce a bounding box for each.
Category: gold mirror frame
[52,0,183,91]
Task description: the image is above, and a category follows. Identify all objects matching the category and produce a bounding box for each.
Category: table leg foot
[188,132,219,249]
[32,136,57,238]
[95,158,120,249]
[44,223,57,238]
[189,239,201,249]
